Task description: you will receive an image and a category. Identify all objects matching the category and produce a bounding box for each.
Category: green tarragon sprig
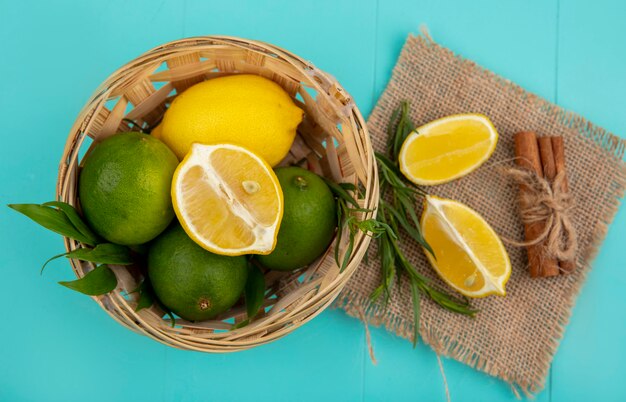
[323,179,392,271]
[329,101,476,345]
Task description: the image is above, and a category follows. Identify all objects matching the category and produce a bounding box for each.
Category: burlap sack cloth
[335,34,626,396]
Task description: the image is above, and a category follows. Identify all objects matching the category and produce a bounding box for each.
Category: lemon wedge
[172,143,284,256]
[420,195,511,298]
[399,114,498,185]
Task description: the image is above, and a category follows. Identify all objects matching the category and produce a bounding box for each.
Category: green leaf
[8,203,96,245]
[392,102,410,159]
[370,232,396,306]
[136,289,154,312]
[59,264,117,295]
[386,106,402,155]
[355,218,391,238]
[409,278,421,347]
[231,319,250,330]
[341,229,355,272]
[399,196,424,238]
[133,281,154,312]
[323,177,360,208]
[245,262,266,319]
[375,152,397,171]
[40,252,70,274]
[385,201,434,257]
[66,243,133,265]
[42,201,99,245]
[40,243,133,274]
[379,233,397,304]
[338,182,357,192]
[155,300,176,327]
[384,101,416,161]
[334,199,345,268]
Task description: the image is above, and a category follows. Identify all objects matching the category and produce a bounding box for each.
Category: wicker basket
[57,36,378,352]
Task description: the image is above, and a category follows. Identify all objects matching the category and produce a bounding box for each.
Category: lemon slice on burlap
[399,114,498,185]
[172,143,284,256]
[420,195,511,298]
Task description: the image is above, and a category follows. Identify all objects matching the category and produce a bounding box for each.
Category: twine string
[502,167,577,262]
[357,305,378,365]
[436,354,451,402]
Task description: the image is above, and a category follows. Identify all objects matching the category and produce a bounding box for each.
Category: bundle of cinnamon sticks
[513,132,575,278]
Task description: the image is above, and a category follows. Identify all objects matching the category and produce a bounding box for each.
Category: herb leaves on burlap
[330,102,476,345]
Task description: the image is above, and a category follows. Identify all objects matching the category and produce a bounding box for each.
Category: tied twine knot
[504,167,577,262]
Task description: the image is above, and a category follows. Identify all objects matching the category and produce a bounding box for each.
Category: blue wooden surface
[0,1,624,401]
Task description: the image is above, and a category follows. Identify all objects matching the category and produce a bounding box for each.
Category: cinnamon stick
[551,136,576,273]
[537,137,561,277]
[514,132,559,277]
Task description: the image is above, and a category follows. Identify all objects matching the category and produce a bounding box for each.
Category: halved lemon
[420,195,511,298]
[399,114,498,185]
[172,143,284,256]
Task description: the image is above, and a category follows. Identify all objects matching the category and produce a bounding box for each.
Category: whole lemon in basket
[79,132,178,245]
[160,74,303,166]
[148,223,248,321]
[256,167,337,271]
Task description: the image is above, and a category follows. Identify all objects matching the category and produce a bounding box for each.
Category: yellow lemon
[399,114,498,185]
[172,143,284,256]
[161,74,303,166]
[151,123,163,140]
[420,195,511,298]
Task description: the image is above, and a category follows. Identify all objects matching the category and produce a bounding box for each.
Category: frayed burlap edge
[334,33,626,398]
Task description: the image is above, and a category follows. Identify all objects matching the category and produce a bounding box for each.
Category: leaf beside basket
[8,202,134,297]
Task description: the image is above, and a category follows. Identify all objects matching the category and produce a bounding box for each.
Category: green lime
[148,223,248,321]
[78,132,178,245]
[257,167,337,271]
